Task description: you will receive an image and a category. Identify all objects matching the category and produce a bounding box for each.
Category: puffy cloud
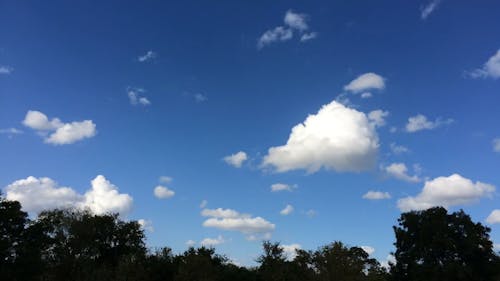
[138,219,154,232]
[405,114,453,132]
[421,0,441,20]
[201,207,275,236]
[362,191,391,200]
[262,101,379,173]
[361,246,375,255]
[271,183,296,192]
[257,10,316,49]
[200,235,225,247]
[127,87,151,106]
[281,243,301,260]
[385,163,420,183]
[137,50,157,62]
[280,204,294,215]
[4,175,132,216]
[22,110,96,145]
[493,138,500,152]
[0,65,13,74]
[186,240,197,247]
[469,49,500,79]
[397,174,495,212]
[390,143,409,154]
[153,185,175,199]
[486,210,500,224]
[223,151,248,168]
[344,73,385,94]
[368,110,389,127]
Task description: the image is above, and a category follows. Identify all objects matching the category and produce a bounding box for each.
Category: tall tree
[391,207,500,281]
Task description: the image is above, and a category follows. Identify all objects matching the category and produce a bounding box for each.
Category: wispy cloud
[468,49,500,79]
[0,65,13,74]
[127,87,151,106]
[421,0,442,20]
[137,50,157,62]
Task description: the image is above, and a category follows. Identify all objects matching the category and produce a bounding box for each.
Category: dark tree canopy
[391,207,500,281]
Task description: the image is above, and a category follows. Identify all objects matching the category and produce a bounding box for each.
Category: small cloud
[0,128,23,138]
[421,0,442,20]
[153,185,175,199]
[493,138,500,153]
[300,32,317,42]
[280,204,294,216]
[159,176,173,184]
[194,93,208,103]
[186,240,197,247]
[0,65,13,74]
[257,26,293,49]
[305,209,317,218]
[200,235,225,247]
[360,92,373,99]
[344,73,385,94]
[223,151,248,168]
[284,10,309,31]
[362,191,391,200]
[361,246,375,255]
[200,199,208,208]
[385,162,420,183]
[137,50,157,62]
[138,219,154,232]
[486,210,500,224]
[201,207,275,238]
[127,87,151,106]
[405,114,453,132]
[390,143,409,154]
[469,49,500,79]
[270,183,296,192]
[368,110,389,127]
[281,243,301,260]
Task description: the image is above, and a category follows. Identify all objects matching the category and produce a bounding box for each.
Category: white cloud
[138,219,154,232]
[486,210,500,224]
[201,207,275,236]
[305,209,317,218]
[405,114,453,132]
[381,254,396,269]
[390,143,409,154]
[138,51,157,62]
[22,110,96,145]
[159,176,173,184]
[397,174,495,212]
[200,199,208,208]
[262,100,379,173]
[223,151,248,168]
[4,175,133,216]
[368,110,389,127]
[361,92,373,99]
[194,93,208,103]
[493,138,500,152]
[127,87,151,106]
[186,240,197,247]
[385,163,420,183]
[280,204,294,215]
[257,10,316,49]
[361,246,375,255]
[281,243,301,260]
[0,65,13,74]
[271,183,296,192]
[421,0,441,20]
[0,128,23,136]
[153,185,175,199]
[469,49,500,79]
[362,191,391,200]
[200,235,225,247]
[344,73,385,94]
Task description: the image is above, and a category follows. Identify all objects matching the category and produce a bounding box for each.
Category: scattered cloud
[397,174,495,212]
[305,209,317,218]
[223,151,248,168]
[469,49,500,79]
[362,191,391,200]
[368,110,389,127]
[159,176,173,184]
[361,92,373,99]
[201,207,275,237]
[344,73,385,94]
[390,143,409,154]
[385,163,420,183]
[282,243,301,260]
[0,128,23,138]
[138,219,154,232]
[486,210,500,224]
[22,110,96,145]
[137,50,157,62]
[127,87,151,106]
[200,199,208,208]
[0,65,13,74]
[262,100,379,173]
[4,175,133,216]
[493,138,500,152]
[280,204,294,215]
[257,10,317,49]
[361,246,375,255]
[194,93,208,103]
[271,183,296,192]
[405,114,453,132]
[200,235,225,247]
[421,0,442,20]
[186,240,197,247]
[153,185,175,199]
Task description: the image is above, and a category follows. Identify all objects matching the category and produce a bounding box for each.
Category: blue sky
[1,0,500,266]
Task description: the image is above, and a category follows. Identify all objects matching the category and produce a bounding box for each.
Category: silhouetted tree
[174,246,227,281]
[391,207,500,281]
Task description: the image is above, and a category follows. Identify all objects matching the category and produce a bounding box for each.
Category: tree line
[1,196,500,281]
